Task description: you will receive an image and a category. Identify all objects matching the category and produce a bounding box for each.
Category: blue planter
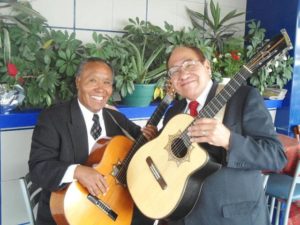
[122,83,156,107]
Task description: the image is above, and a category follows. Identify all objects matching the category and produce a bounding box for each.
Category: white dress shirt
[185,79,213,114]
[60,100,108,184]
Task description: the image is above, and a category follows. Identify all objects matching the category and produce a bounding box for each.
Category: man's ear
[204,59,212,76]
[75,77,80,89]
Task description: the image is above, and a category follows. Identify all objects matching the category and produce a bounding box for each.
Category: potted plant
[2,17,85,109]
[114,37,166,106]
[186,0,245,53]
[186,0,293,94]
[96,18,168,107]
[0,1,47,111]
[245,21,293,95]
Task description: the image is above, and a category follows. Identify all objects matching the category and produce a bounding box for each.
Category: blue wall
[246,0,300,136]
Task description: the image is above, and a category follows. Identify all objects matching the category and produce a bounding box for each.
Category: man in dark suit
[159,46,287,225]
[29,58,157,225]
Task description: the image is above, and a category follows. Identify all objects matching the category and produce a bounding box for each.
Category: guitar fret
[231,77,240,86]
[215,96,224,107]
[222,88,231,99]
[212,98,223,111]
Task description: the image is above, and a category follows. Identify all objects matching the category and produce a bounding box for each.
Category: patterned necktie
[189,100,199,117]
[91,114,102,140]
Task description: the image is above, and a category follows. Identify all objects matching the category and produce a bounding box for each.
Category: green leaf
[3,28,11,63]
[44,55,51,65]
[56,59,65,67]
[58,50,67,60]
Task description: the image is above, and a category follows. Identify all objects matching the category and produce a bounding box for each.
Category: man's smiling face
[76,61,113,113]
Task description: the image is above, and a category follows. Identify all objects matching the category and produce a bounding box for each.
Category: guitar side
[127,114,210,219]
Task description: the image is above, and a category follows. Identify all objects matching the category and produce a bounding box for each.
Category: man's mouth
[181,79,195,87]
[91,96,104,101]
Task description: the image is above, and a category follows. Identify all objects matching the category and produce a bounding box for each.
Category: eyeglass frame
[167,60,202,78]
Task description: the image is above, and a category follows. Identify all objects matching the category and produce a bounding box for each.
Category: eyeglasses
[168,60,201,77]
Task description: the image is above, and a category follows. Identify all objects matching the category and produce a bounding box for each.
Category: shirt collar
[77,99,102,120]
[186,79,213,111]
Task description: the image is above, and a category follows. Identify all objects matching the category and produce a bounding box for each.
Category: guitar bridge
[87,194,118,221]
[146,157,167,190]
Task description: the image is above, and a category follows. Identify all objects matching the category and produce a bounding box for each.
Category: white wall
[30,0,247,43]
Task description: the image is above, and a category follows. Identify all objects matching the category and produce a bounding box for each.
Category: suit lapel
[172,100,187,115]
[68,99,89,163]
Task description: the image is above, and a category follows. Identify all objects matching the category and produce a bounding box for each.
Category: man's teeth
[92,96,103,101]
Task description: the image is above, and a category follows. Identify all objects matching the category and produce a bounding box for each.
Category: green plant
[91,18,167,98]
[186,0,244,53]
[114,37,166,97]
[1,2,293,110]
[1,7,85,108]
[164,22,215,59]
[0,1,46,64]
[245,21,293,93]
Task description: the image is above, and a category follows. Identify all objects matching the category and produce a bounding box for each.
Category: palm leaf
[11,2,46,21]
[143,45,164,72]
[219,11,245,26]
[3,28,11,63]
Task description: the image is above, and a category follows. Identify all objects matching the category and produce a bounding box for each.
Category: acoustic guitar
[126,29,292,220]
[50,81,175,225]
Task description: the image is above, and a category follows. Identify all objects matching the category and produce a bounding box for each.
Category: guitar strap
[106,111,135,141]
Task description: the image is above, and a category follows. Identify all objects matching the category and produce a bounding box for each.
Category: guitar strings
[169,37,286,157]
[169,67,253,156]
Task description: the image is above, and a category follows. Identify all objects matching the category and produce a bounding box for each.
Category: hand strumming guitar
[74,165,108,196]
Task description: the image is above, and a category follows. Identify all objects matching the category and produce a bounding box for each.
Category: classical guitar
[50,81,175,225]
[126,29,293,220]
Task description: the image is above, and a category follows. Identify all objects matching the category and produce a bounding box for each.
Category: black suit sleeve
[29,108,74,191]
[226,87,287,171]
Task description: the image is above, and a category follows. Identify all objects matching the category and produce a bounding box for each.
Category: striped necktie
[91,114,102,140]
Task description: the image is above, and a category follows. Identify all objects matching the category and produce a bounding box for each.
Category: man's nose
[95,81,105,90]
[177,68,190,79]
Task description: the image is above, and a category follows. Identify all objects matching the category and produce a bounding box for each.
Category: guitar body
[127,114,219,220]
[51,136,134,225]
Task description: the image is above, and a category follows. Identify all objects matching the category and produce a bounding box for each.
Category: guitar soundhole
[171,138,187,158]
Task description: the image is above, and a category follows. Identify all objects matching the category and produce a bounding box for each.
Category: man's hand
[74,165,108,196]
[141,125,158,141]
[187,118,230,150]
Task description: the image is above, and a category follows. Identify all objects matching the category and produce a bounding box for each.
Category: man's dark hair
[75,57,114,78]
[166,45,206,69]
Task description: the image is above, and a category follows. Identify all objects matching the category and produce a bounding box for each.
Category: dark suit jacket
[163,82,287,225]
[29,98,152,225]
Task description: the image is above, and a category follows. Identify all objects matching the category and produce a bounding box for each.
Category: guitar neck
[198,66,250,119]
[195,29,292,123]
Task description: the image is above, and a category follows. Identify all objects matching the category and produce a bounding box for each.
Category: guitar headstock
[245,29,293,75]
[164,78,176,99]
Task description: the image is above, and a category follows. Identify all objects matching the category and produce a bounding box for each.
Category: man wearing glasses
[159,46,286,225]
